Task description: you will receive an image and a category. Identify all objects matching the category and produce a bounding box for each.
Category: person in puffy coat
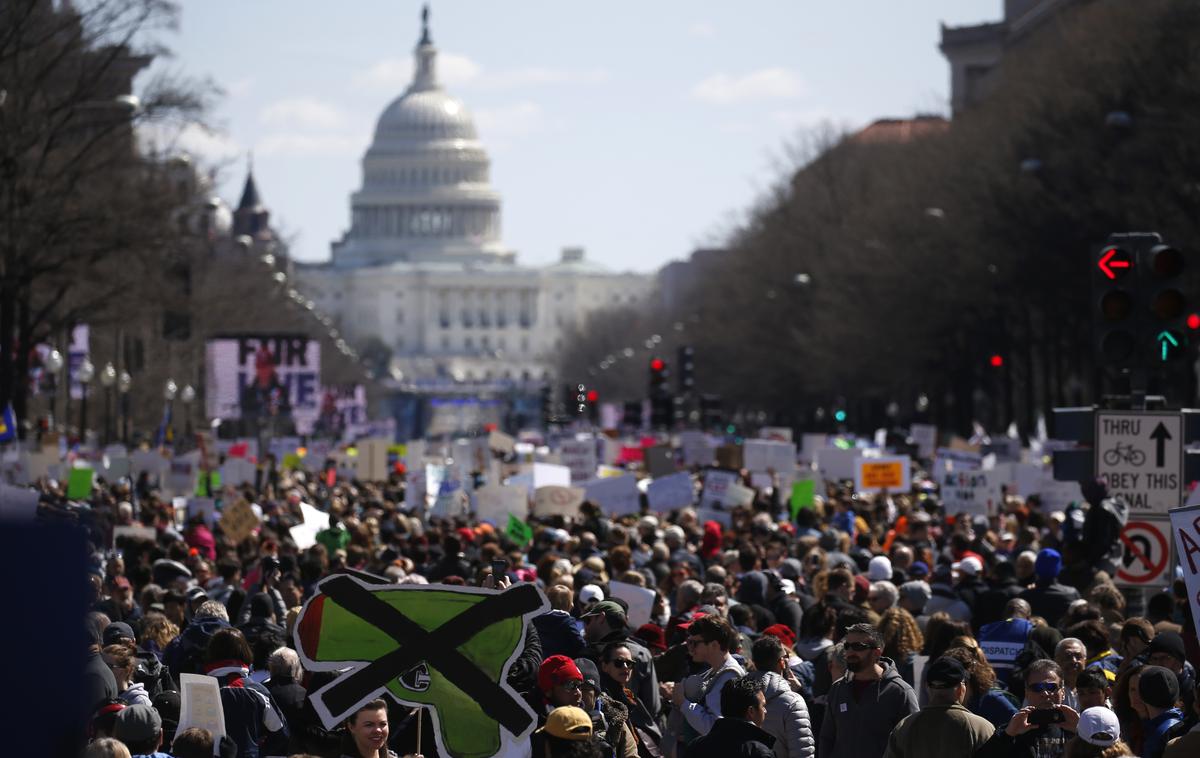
[747,635,816,758]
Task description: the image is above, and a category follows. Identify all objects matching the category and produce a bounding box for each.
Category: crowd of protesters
[50,446,1200,758]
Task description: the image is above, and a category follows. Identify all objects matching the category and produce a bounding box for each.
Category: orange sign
[858,460,906,490]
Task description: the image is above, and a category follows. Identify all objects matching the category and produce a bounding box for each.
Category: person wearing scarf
[203,628,288,758]
[599,642,663,757]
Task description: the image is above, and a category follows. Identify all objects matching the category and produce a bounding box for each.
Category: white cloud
[255,132,367,157]
[481,67,609,88]
[688,22,716,38]
[226,77,255,98]
[352,53,482,91]
[474,102,544,139]
[690,67,807,105]
[259,97,346,130]
[137,122,242,164]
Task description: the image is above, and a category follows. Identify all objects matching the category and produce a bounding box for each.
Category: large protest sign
[699,469,739,510]
[559,437,597,483]
[294,576,549,758]
[854,456,911,494]
[291,502,330,550]
[724,481,756,508]
[474,484,529,524]
[532,486,585,518]
[177,674,227,747]
[583,474,640,516]
[744,439,796,473]
[608,581,655,629]
[646,472,694,511]
[205,335,321,434]
[1169,503,1200,643]
[941,470,1005,517]
[815,447,859,483]
[355,438,390,482]
[910,424,937,459]
[679,431,716,467]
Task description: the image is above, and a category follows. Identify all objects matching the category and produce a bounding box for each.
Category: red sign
[1115,521,1170,585]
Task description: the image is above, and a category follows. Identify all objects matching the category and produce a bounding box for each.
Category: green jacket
[884,702,996,758]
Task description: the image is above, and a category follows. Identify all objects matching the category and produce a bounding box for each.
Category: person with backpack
[745,635,815,758]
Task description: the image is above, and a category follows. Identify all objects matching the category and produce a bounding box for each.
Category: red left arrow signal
[1099,247,1132,280]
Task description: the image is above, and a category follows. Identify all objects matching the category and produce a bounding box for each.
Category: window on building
[464,336,474,350]
[481,336,490,350]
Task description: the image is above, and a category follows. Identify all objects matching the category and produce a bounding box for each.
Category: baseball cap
[580,600,626,620]
[899,581,931,611]
[952,556,982,577]
[114,704,162,744]
[908,561,930,579]
[573,657,601,693]
[1034,548,1062,579]
[1077,706,1121,747]
[537,655,583,694]
[102,621,136,647]
[536,706,593,741]
[926,656,967,689]
[578,584,605,604]
[867,555,893,581]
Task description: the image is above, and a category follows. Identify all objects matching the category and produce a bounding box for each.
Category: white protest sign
[473,483,529,524]
[1169,504,1200,644]
[696,506,731,528]
[1096,411,1183,516]
[533,462,572,489]
[187,498,217,526]
[583,474,641,516]
[0,484,39,521]
[815,447,858,482]
[798,434,828,465]
[759,427,793,442]
[355,438,390,482]
[932,448,982,475]
[609,580,655,629]
[560,438,597,483]
[131,449,167,479]
[533,485,586,518]
[430,480,470,519]
[103,455,131,481]
[724,481,756,508]
[220,458,257,487]
[679,431,716,467]
[178,673,227,748]
[488,429,516,455]
[0,451,30,485]
[1037,476,1084,511]
[112,524,157,545]
[911,424,937,459]
[166,452,200,496]
[646,472,695,511]
[744,439,796,473]
[290,502,329,550]
[941,470,1005,517]
[699,469,739,510]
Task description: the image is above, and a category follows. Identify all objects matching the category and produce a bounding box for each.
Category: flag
[154,401,172,448]
[506,513,533,546]
[0,403,15,443]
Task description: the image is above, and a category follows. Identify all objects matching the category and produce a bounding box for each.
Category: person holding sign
[339,698,423,758]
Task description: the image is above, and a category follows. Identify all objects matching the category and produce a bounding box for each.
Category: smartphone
[1028,708,1065,726]
[491,559,508,579]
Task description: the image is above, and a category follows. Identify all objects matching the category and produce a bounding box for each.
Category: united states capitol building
[295,11,650,390]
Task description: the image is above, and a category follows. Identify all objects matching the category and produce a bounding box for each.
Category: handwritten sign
[854,455,910,493]
[220,498,259,544]
[532,485,586,518]
[177,673,227,747]
[699,469,739,510]
[941,470,1004,517]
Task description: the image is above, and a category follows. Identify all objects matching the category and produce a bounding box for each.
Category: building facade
[295,10,650,389]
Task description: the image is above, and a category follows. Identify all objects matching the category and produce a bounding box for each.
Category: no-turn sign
[1115,520,1171,586]
[1095,411,1183,515]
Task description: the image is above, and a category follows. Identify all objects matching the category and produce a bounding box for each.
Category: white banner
[744,439,796,473]
[204,336,321,433]
[941,469,1004,517]
[560,437,597,483]
[583,474,641,516]
[473,483,529,524]
[533,485,586,518]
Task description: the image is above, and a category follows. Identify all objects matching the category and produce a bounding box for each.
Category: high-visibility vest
[978,617,1033,687]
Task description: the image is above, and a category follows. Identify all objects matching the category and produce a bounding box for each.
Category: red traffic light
[586,389,599,402]
[1098,247,1133,280]
[989,354,1004,368]
[1189,313,1200,330]
[650,358,665,371]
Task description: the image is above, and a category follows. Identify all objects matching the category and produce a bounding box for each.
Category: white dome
[374,89,477,143]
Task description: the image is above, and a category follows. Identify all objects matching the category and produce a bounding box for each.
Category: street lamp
[163,379,177,447]
[180,384,196,439]
[118,370,132,444]
[99,362,116,444]
[43,348,63,432]
[76,358,95,441]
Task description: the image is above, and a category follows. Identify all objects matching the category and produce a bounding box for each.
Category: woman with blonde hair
[878,606,923,687]
[83,737,132,758]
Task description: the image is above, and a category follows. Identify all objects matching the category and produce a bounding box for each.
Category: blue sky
[151,1,1001,273]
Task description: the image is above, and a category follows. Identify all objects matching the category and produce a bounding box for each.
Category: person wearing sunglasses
[537,655,585,717]
[599,643,662,757]
[660,616,745,749]
[817,623,918,758]
[976,658,1080,758]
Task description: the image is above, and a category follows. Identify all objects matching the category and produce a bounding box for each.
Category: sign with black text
[1095,411,1182,515]
[205,335,321,434]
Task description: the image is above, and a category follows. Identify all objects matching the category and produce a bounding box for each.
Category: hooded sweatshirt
[817,657,919,758]
[117,681,153,707]
[745,670,815,758]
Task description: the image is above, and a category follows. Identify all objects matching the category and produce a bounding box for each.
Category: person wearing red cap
[538,655,585,714]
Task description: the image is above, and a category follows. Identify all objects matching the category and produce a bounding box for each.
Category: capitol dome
[332,8,507,268]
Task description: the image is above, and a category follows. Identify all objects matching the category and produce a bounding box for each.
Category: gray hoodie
[746,670,815,758]
[817,657,919,758]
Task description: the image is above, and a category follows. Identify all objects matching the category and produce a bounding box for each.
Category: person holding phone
[976,658,1080,758]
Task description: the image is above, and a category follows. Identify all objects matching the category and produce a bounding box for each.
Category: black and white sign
[1115,520,1171,587]
[1095,411,1183,515]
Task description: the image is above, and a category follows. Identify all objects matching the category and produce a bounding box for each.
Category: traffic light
[649,357,668,392]
[677,345,695,394]
[648,357,673,429]
[834,409,847,423]
[622,400,642,429]
[585,388,599,423]
[989,354,1004,368]
[1092,233,1198,367]
[700,394,723,429]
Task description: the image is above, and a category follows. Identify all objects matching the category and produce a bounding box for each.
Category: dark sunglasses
[686,637,707,648]
[1030,682,1060,694]
[560,680,582,691]
[844,641,877,652]
[608,660,635,669]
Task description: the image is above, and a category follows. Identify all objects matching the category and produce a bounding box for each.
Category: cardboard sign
[356,438,390,483]
[608,580,655,629]
[646,472,694,511]
[0,484,39,522]
[220,498,259,544]
[532,485,585,518]
[559,438,597,483]
[582,474,641,516]
[293,577,549,758]
[474,484,529,524]
[715,444,743,470]
[488,430,516,455]
[644,446,676,478]
[941,470,1004,517]
[66,466,94,500]
[699,469,740,510]
[744,439,796,473]
[1169,504,1200,643]
[177,673,227,747]
[854,456,910,493]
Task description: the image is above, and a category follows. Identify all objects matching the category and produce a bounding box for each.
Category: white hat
[952,556,982,577]
[1077,706,1121,747]
[867,555,893,582]
[579,584,605,604]
[779,578,796,596]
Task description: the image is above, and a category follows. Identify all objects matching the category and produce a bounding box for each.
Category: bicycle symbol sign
[1095,411,1183,516]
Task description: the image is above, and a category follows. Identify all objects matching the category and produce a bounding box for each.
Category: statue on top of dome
[420,3,432,46]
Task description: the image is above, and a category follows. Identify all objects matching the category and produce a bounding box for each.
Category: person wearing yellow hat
[530,706,604,758]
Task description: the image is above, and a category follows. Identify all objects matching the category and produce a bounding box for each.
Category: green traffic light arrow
[1157,330,1179,361]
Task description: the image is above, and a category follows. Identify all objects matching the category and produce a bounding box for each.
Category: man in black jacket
[765,571,804,636]
[1018,549,1080,629]
[687,674,775,758]
[583,600,661,717]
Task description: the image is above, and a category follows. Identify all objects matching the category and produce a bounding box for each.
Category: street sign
[1115,520,1172,586]
[1095,411,1183,515]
